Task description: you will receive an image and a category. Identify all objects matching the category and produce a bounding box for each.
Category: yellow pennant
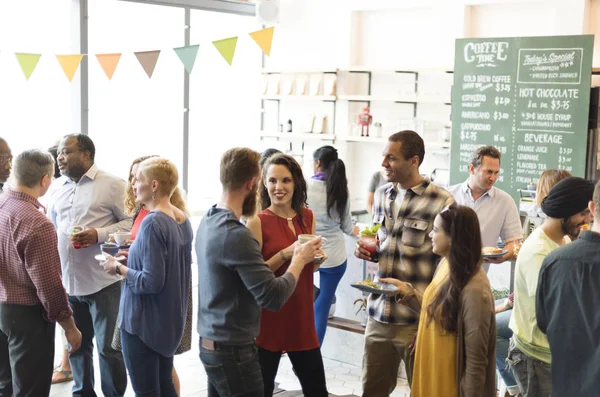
[249,26,275,56]
[56,54,84,82]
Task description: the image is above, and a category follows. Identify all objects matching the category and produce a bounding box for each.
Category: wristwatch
[115,263,122,276]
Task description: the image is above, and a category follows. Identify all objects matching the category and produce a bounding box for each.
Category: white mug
[113,231,133,246]
[297,234,327,245]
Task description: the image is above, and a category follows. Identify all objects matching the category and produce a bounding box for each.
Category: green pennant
[173,44,200,74]
[15,53,42,80]
[212,37,238,66]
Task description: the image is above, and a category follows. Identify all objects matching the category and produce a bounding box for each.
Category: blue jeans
[507,338,552,397]
[199,338,263,397]
[121,330,177,397]
[314,261,347,345]
[495,300,519,393]
[68,282,127,397]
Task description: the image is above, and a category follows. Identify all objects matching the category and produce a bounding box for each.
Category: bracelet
[279,250,288,262]
[115,263,122,276]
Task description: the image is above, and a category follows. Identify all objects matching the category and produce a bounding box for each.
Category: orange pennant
[95,53,122,80]
[56,54,84,82]
[249,26,275,56]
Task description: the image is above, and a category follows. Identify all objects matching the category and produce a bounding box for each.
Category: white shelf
[261,68,337,74]
[338,67,453,73]
[259,131,336,141]
[336,135,387,143]
[337,94,418,103]
[262,95,336,101]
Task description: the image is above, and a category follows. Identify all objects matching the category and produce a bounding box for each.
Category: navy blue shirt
[537,230,600,397]
[119,211,193,357]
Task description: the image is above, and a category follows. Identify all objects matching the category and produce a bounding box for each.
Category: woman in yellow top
[382,205,497,397]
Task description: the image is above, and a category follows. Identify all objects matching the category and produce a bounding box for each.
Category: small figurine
[358,107,373,137]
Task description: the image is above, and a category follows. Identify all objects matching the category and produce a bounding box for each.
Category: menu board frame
[450,35,595,204]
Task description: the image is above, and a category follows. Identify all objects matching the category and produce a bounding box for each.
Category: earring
[152,193,156,201]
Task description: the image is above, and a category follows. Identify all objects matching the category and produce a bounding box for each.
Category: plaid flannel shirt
[368,178,455,325]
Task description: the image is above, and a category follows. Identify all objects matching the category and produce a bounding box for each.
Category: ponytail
[313,146,349,219]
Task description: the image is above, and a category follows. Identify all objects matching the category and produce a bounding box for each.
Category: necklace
[269,207,296,222]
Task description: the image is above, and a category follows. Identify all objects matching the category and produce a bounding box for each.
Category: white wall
[267,0,600,210]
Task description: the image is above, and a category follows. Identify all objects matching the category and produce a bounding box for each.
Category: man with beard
[536,179,600,396]
[195,147,321,397]
[47,134,131,396]
[0,137,12,193]
[507,176,594,397]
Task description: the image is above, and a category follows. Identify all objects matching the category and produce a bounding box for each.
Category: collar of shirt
[61,163,99,186]
[579,230,600,243]
[462,179,495,200]
[4,187,44,211]
[311,172,327,181]
[385,179,429,201]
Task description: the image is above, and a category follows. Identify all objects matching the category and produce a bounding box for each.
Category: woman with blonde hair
[103,157,193,396]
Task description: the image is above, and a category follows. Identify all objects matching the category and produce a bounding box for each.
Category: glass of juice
[68,225,84,249]
[360,234,379,262]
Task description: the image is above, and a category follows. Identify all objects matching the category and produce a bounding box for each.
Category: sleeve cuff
[96,228,108,243]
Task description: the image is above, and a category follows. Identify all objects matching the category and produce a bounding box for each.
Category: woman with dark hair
[307,145,358,345]
[247,153,328,397]
[381,204,496,397]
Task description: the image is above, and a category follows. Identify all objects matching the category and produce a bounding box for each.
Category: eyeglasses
[0,156,12,166]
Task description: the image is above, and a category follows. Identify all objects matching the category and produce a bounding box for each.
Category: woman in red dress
[247,153,329,397]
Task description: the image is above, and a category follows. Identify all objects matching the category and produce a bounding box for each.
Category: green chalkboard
[450,35,595,203]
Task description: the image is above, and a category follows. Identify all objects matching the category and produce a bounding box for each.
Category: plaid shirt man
[369,178,454,325]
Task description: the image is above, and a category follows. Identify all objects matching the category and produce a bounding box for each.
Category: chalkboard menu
[450,35,595,202]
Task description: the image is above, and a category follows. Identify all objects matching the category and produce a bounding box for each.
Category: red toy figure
[358,107,373,137]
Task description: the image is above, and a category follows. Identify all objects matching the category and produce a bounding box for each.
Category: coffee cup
[297,234,327,245]
[113,232,132,246]
[100,243,119,257]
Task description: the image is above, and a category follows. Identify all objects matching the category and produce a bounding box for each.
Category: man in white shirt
[48,134,132,397]
[447,145,523,270]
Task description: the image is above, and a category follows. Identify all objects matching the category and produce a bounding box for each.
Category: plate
[94,254,126,262]
[351,281,398,294]
[482,250,508,258]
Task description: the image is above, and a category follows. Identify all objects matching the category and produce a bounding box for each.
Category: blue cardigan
[119,211,193,357]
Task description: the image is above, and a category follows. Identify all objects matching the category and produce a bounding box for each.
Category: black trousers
[258,347,328,397]
[0,304,56,397]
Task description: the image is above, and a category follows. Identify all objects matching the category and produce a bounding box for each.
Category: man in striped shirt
[355,130,454,396]
[0,149,82,396]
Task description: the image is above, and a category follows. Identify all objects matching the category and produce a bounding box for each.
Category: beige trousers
[362,317,418,397]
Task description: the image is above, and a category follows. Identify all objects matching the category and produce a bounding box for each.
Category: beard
[561,217,585,238]
[242,183,259,218]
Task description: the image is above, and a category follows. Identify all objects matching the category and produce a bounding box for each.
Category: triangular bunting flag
[212,37,238,66]
[173,45,200,74]
[15,53,42,80]
[96,53,122,80]
[249,26,275,56]
[56,54,84,82]
[134,50,161,78]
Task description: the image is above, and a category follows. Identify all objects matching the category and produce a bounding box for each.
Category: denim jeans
[507,338,552,397]
[121,330,177,397]
[0,304,55,397]
[495,300,520,395]
[199,338,263,397]
[314,261,347,345]
[68,282,127,397]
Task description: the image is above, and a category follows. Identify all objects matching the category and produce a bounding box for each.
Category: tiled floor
[49,349,410,397]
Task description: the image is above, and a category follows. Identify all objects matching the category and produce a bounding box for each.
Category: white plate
[94,254,126,262]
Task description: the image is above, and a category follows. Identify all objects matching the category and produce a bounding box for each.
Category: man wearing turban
[535,179,600,396]
[506,177,594,397]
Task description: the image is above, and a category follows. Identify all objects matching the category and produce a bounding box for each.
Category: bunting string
[5,26,274,81]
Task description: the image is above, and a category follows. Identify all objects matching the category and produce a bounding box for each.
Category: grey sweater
[196,206,296,344]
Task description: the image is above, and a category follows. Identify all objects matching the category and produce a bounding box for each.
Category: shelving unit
[259,67,454,147]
